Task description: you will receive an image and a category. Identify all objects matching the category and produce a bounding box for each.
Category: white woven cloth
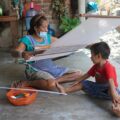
[27,17,120,62]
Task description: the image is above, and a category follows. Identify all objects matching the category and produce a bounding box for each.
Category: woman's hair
[28,14,48,35]
[90,42,110,59]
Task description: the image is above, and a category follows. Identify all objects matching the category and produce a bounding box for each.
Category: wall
[0,0,71,49]
[0,0,11,48]
[35,0,71,35]
[21,0,71,37]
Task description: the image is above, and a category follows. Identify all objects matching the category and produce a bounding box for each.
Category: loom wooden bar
[79,14,120,18]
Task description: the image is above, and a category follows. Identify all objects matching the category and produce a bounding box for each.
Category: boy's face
[91,52,102,64]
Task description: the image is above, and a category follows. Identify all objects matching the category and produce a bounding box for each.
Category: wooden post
[78,0,86,22]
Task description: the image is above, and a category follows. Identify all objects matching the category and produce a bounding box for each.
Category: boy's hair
[90,42,110,59]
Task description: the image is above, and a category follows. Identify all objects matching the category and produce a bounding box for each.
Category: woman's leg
[11,79,65,93]
[14,70,66,93]
[29,79,65,93]
[11,70,82,93]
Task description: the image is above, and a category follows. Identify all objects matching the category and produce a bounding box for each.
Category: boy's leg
[65,82,83,93]
[82,81,111,99]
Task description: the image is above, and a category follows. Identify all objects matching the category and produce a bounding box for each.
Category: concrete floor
[0,50,120,120]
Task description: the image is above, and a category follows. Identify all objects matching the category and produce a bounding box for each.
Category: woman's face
[37,20,49,33]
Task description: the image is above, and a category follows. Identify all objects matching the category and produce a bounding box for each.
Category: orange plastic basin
[6,87,38,106]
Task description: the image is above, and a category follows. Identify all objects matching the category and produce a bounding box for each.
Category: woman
[12,14,82,93]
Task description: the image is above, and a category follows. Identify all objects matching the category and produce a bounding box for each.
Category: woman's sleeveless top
[19,34,68,78]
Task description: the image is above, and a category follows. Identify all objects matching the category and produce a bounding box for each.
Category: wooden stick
[79,14,120,19]
[0,16,18,22]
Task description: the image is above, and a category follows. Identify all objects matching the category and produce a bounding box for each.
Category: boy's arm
[71,73,90,87]
[109,78,120,104]
[77,73,90,82]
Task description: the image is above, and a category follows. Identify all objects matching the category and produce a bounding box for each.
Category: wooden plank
[79,14,120,19]
[0,16,18,22]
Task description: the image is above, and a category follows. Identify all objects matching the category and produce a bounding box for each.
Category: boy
[65,42,120,116]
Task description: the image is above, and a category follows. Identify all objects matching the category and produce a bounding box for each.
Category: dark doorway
[71,0,78,15]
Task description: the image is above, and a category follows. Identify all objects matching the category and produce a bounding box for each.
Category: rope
[0,86,67,96]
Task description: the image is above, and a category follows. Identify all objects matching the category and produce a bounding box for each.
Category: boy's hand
[112,103,120,117]
[112,93,120,105]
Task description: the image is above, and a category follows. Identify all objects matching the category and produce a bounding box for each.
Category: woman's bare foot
[56,82,66,95]
[64,87,70,93]
[11,80,30,88]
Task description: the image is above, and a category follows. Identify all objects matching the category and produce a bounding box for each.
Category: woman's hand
[22,51,34,60]
[22,50,46,60]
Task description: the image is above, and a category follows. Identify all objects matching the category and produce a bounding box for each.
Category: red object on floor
[23,2,41,17]
[6,87,38,106]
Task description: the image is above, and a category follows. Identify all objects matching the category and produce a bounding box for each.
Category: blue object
[25,2,38,31]
[86,2,98,12]
[25,9,38,31]
[48,25,55,36]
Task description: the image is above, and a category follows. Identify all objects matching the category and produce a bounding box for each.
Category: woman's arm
[51,36,57,43]
[11,43,34,60]
[11,42,26,58]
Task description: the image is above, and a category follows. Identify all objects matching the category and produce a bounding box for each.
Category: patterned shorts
[25,68,80,81]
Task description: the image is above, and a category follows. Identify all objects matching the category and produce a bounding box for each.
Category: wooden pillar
[78,0,86,22]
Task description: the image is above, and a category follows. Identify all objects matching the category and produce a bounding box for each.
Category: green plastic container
[0,6,3,16]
